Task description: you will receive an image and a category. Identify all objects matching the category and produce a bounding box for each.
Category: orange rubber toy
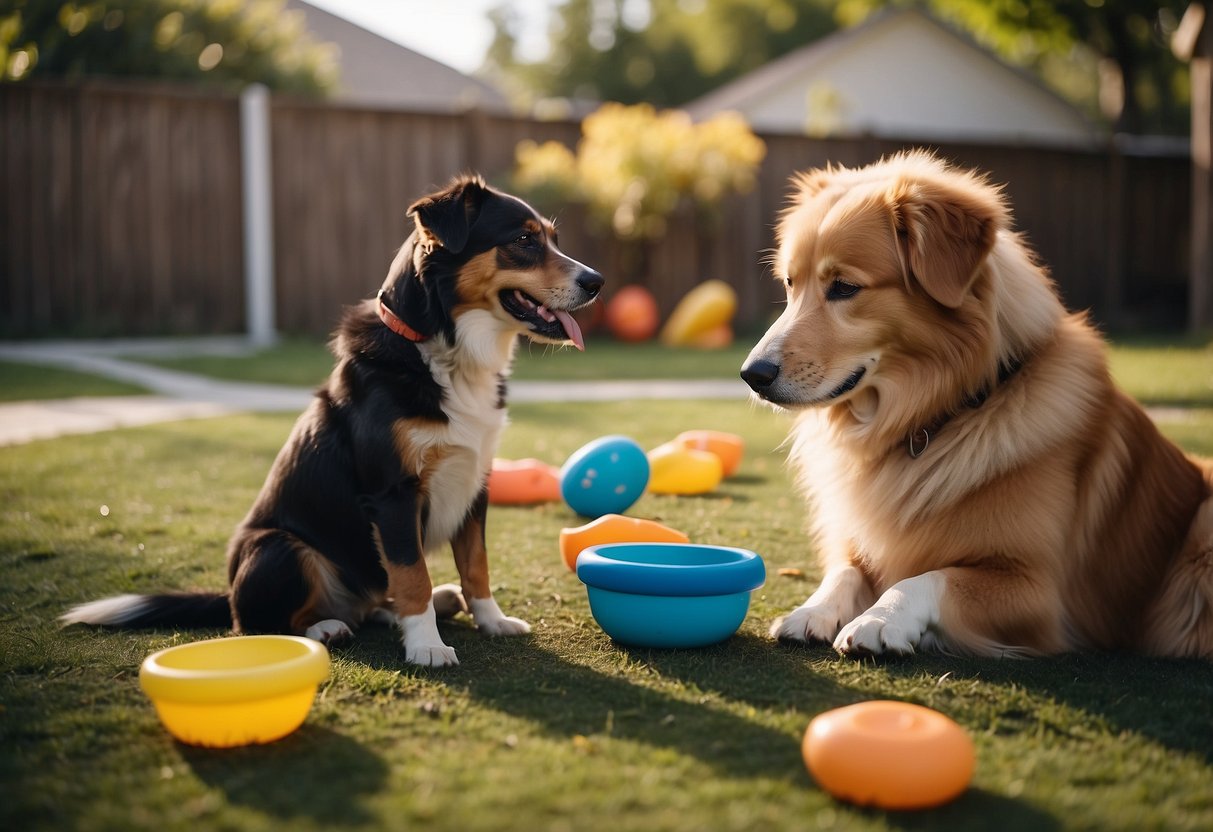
[559,514,690,571]
[803,700,975,810]
[487,458,562,505]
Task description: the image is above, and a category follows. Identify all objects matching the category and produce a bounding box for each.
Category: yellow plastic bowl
[139,635,330,748]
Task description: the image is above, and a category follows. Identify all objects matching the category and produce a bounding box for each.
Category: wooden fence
[1,80,245,337]
[0,78,1192,339]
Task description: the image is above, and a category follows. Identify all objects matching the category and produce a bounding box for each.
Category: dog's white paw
[405,642,459,667]
[305,619,354,645]
[770,604,845,643]
[479,615,531,637]
[398,602,458,667]
[771,565,873,644]
[833,612,919,656]
[469,597,531,637]
[832,572,945,657]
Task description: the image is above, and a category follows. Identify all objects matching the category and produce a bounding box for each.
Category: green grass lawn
[124,335,762,385]
[0,359,147,401]
[2,399,1212,832]
[1107,332,1213,408]
[123,331,1213,408]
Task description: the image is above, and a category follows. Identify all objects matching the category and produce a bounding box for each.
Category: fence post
[1191,48,1213,331]
[1103,139,1127,327]
[240,84,276,346]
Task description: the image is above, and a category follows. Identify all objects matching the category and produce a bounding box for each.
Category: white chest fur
[411,314,515,551]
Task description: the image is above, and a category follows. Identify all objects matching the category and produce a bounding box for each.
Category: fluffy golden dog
[742,151,1213,658]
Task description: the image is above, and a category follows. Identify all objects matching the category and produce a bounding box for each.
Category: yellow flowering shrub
[514,103,765,242]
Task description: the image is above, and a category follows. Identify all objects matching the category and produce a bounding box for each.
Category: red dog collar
[376,292,428,343]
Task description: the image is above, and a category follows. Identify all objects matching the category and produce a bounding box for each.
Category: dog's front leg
[451,487,531,637]
[834,566,1064,657]
[369,478,458,667]
[771,563,874,643]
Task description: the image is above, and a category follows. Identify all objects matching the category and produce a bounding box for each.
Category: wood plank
[0,79,1194,337]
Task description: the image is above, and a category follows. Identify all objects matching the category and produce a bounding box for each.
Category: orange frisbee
[487,458,562,505]
[559,514,689,571]
[803,701,975,810]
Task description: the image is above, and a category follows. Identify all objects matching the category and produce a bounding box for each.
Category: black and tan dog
[62,176,603,666]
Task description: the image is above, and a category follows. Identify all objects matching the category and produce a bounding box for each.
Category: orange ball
[605,285,660,343]
[803,701,975,810]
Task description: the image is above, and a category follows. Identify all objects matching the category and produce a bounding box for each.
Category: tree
[485,0,836,108]
[0,0,338,95]
[486,0,1188,135]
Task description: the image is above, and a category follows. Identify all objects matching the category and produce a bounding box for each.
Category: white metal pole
[240,84,277,346]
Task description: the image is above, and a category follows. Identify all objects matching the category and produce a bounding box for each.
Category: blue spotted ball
[560,435,650,518]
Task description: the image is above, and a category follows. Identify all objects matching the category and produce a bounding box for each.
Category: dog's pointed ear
[787,164,844,207]
[791,167,835,199]
[408,176,488,254]
[888,173,1006,309]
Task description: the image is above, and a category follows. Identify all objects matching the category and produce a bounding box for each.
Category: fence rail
[0,79,1192,339]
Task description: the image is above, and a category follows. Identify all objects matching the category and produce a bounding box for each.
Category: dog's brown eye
[826,279,861,300]
[514,233,534,246]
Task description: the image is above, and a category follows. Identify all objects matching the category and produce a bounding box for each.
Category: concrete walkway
[0,338,747,446]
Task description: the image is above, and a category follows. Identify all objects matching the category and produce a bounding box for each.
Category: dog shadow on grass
[431,631,811,782]
[353,628,1055,828]
[628,636,1059,830]
[182,726,387,824]
[877,651,1213,765]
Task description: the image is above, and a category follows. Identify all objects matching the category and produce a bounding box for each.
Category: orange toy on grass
[803,701,975,810]
[559,514,689,571]
[487,458,562,505]
[605,285,660,342]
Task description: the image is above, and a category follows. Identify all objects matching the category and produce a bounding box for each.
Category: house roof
[287,0,508,113]
[684,7,1098,144]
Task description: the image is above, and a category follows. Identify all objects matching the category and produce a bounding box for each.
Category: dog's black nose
[576,269,605,298]
[741,359,780,390]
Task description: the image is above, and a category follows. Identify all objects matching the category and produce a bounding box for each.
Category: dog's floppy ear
[408,176,488,254]
[887,174,1006,309]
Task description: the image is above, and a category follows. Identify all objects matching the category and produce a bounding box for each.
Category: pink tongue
[551,309,585,351]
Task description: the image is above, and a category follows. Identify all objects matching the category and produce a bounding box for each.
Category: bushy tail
[60,592,232,630]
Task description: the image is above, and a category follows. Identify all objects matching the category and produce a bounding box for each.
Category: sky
[303,0,551,75]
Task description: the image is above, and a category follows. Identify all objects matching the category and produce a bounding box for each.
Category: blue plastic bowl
[576,543,766,648]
